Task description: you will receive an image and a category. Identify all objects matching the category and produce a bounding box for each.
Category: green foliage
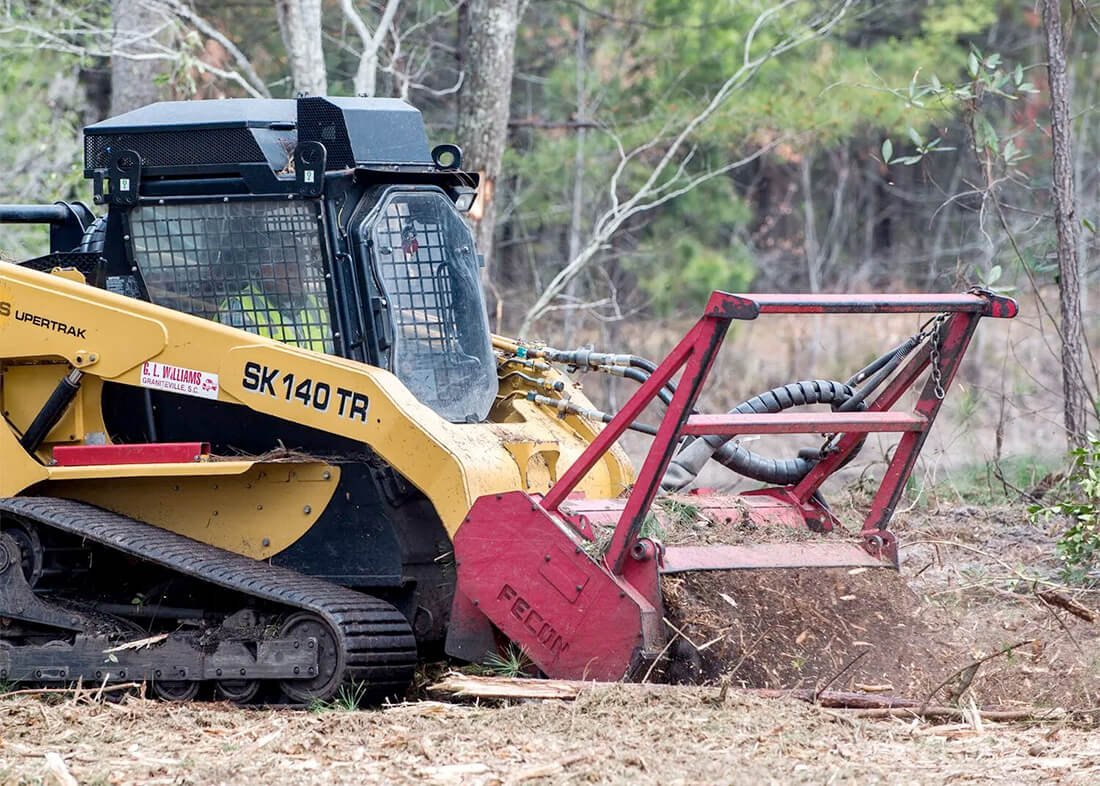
[656,497,703,528]
[0,52,88,259]
[1030,435,1100,578]
[307,680,369,712]
[879,44,1036,169]
[639,510,666,542]
[509,0,1018,313]
[633,235,756,316]
[482,643,533,678]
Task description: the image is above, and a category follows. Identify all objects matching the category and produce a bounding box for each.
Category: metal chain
[929,314,947,400]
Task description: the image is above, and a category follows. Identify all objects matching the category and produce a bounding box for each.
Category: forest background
[1,0,1098,499]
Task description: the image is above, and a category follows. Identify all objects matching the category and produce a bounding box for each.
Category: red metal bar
[791,343,934,503]
[744,292,1017,316]
[682,411,926,436]
[542,292,760,513]
[541,289,1009,575]
[604,316,733,575]
[702,291,760,319]
[859,310,981,533]
[541,335,695,512]
[660,543,891,572]
[52,442,210,466]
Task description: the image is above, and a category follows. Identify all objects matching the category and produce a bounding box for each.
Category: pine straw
[1,684,1099,785]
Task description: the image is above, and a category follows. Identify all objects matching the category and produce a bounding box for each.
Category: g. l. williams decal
[140,361,220,401]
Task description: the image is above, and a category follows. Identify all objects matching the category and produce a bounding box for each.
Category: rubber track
[0,497,417,703]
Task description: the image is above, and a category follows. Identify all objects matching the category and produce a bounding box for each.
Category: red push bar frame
[541,289,1017,575]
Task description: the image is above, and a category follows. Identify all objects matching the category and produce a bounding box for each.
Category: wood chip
[853,683,894,693]
[509,761,564,782]
[244,730,282,753]
[102,634,169,653]
[420,762,492,783]
[44,752,78,786]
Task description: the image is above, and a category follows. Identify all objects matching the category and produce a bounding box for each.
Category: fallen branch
[849,707,1064,722]
[920,638,1037,711]
[1037,590,1096,622]
[751,687,919,709]
[429,673,583,700]
[1,682,145,700]
[102,633,169,654]
[812,648,869,700]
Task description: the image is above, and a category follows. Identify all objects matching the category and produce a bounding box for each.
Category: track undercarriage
[0,497,416,703]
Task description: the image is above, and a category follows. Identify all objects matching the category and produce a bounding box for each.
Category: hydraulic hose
[525,392,658,436]
[661,379,866,490]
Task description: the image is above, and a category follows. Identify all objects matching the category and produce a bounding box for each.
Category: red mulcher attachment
[446,290,1017,680]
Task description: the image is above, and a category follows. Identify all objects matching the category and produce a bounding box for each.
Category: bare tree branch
[159,0,270,98]
[519,0,857,333]
[1,0,269,100]
[339,0,401,97]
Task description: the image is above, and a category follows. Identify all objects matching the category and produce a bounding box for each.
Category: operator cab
[81,97,496,424]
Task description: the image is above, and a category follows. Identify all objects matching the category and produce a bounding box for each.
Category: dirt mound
[661,567,963,697]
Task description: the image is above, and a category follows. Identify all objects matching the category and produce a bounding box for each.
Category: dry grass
[2,683,1100,785]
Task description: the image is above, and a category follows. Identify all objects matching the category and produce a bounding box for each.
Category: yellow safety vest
[219,286,332,353]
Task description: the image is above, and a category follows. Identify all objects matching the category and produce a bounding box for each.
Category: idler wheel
[277,612,346,704]
[1,522,43,586]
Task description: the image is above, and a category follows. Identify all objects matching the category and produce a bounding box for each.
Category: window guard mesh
[127,200,333,353]
[368,192,495,422]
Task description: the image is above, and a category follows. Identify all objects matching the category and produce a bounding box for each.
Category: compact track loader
[0,97,1015,702]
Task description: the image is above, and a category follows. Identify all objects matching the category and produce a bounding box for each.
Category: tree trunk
[562,9,587,346]
[110,0,174,115]
[456,0,520,284]
[799,153,820,292]
[1042,0,1087,449]
[275,0,327,96]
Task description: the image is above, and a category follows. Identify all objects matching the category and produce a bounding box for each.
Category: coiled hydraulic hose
[661,379,866,490]
[661,324,933,490]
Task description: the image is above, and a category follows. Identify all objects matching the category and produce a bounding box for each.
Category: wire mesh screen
[368,191,495,422]
[127,200,333,353]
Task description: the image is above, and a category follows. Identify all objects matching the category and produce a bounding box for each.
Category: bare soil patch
[662,567,958,698]
[659,503,1100,711]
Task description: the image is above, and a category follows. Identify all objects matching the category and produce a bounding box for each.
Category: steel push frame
[543,290,1018,572]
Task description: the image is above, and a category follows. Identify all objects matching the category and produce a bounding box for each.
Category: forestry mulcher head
[447,290,1017,681]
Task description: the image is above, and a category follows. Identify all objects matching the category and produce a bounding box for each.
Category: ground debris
[660,566,954,696]
[428,673,582,700]
[1,504,1098,785]
[1037,589,1096,622]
